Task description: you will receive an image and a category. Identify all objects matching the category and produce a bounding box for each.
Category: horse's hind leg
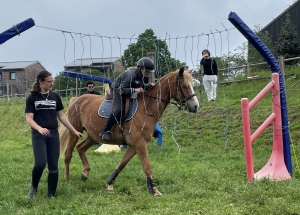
[64,134,80,180]
[76,136,96,181]
[106,146,136,191]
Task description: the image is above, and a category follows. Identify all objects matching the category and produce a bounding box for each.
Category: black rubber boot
[48,171,58,198]
[28,187,37,198]
[28,167,43,198]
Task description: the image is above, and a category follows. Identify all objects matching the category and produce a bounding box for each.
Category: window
[0,72,2,81]
[10,72,16,80]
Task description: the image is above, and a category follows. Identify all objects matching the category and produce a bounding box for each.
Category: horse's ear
[188,69,193,74]
[179,67,184,77]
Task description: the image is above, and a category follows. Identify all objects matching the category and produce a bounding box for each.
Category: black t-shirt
[85,90,101,95]
[25,91,64,129]
[200,58,218,75]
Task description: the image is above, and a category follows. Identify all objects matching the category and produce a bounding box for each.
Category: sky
[0,0,296,76]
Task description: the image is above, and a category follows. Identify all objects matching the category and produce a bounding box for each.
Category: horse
[59,67,200,196]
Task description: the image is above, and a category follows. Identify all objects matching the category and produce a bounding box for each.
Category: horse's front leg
[135,143,162,196]
[106,146,136,191]
[64,135,79,180]
[76,136,96,181]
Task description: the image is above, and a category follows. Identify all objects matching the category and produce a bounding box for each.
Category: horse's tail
[59,97,78,158]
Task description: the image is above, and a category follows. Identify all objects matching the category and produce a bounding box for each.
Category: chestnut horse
[59,67,200,196]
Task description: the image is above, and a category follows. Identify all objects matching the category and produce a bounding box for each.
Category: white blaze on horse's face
[187,82,200,112]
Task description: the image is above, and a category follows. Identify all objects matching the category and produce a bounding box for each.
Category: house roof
[262,0,300,31]
[0,61,40,70]
[65,57,120,68]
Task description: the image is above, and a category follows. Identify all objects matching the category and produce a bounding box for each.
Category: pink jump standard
[241,73,291,182]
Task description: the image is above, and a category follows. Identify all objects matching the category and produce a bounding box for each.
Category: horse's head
[170,67,200,112]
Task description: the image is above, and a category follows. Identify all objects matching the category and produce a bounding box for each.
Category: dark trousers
[103,89,126,132]
[31,129,59,196]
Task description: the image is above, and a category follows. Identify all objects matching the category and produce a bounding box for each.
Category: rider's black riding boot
[100,114,117,142]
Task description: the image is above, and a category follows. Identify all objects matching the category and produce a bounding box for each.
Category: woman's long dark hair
[30,70,52,95]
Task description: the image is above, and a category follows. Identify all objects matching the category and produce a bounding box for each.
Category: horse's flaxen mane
[183,70,193,86]
[155,69,193,87]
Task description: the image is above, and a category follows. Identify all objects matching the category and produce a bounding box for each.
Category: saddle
[98,94,138,121]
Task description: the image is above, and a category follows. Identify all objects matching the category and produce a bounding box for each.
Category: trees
[121,29,186,76]
[217,49,247,81]
[248,25,275,70]
[275,13,300,65]
[52,72,77,95]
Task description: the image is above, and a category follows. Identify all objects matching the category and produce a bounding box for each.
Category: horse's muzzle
[186,102,199,113]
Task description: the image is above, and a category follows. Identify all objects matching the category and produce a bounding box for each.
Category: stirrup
[100,131,112,142]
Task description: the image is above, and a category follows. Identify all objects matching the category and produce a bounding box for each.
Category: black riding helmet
[137,57,155,72]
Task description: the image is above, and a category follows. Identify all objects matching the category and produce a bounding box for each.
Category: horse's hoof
[153,187,163,197]
[106,184,114,191]
[81,173,88,182]
[154,192,163,197]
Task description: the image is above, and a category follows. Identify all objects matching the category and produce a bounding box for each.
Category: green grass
[1,69,300,214]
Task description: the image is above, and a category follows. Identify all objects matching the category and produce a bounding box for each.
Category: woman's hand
[148,83,155,88]
[74,130,83,139]
[144,83,155,90]
[135,87,144,93]
[38,127,50,136]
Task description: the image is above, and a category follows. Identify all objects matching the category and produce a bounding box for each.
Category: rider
[100,57,155,142]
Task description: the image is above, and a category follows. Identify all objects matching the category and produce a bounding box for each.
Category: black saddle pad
[98,99,138,121]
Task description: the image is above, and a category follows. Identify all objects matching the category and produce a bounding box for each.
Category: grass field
[1,68,300,214]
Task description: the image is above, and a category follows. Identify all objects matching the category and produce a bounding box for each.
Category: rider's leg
[100,89,124,142]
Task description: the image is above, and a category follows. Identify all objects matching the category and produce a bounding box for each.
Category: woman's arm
[57,110,83,139]
[25,112,50,136]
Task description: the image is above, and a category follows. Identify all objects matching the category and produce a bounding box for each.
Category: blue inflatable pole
[228,12,292,174]
[0,18,35,45]
[62,71,112,86]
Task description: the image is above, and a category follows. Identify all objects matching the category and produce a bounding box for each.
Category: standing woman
[25,70,83,198]
[200,49,218,102]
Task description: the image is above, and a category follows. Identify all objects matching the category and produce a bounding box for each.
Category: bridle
[144,71,196,109]
[175,72,196,107]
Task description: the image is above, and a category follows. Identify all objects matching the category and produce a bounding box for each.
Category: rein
[144,94,182,109]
